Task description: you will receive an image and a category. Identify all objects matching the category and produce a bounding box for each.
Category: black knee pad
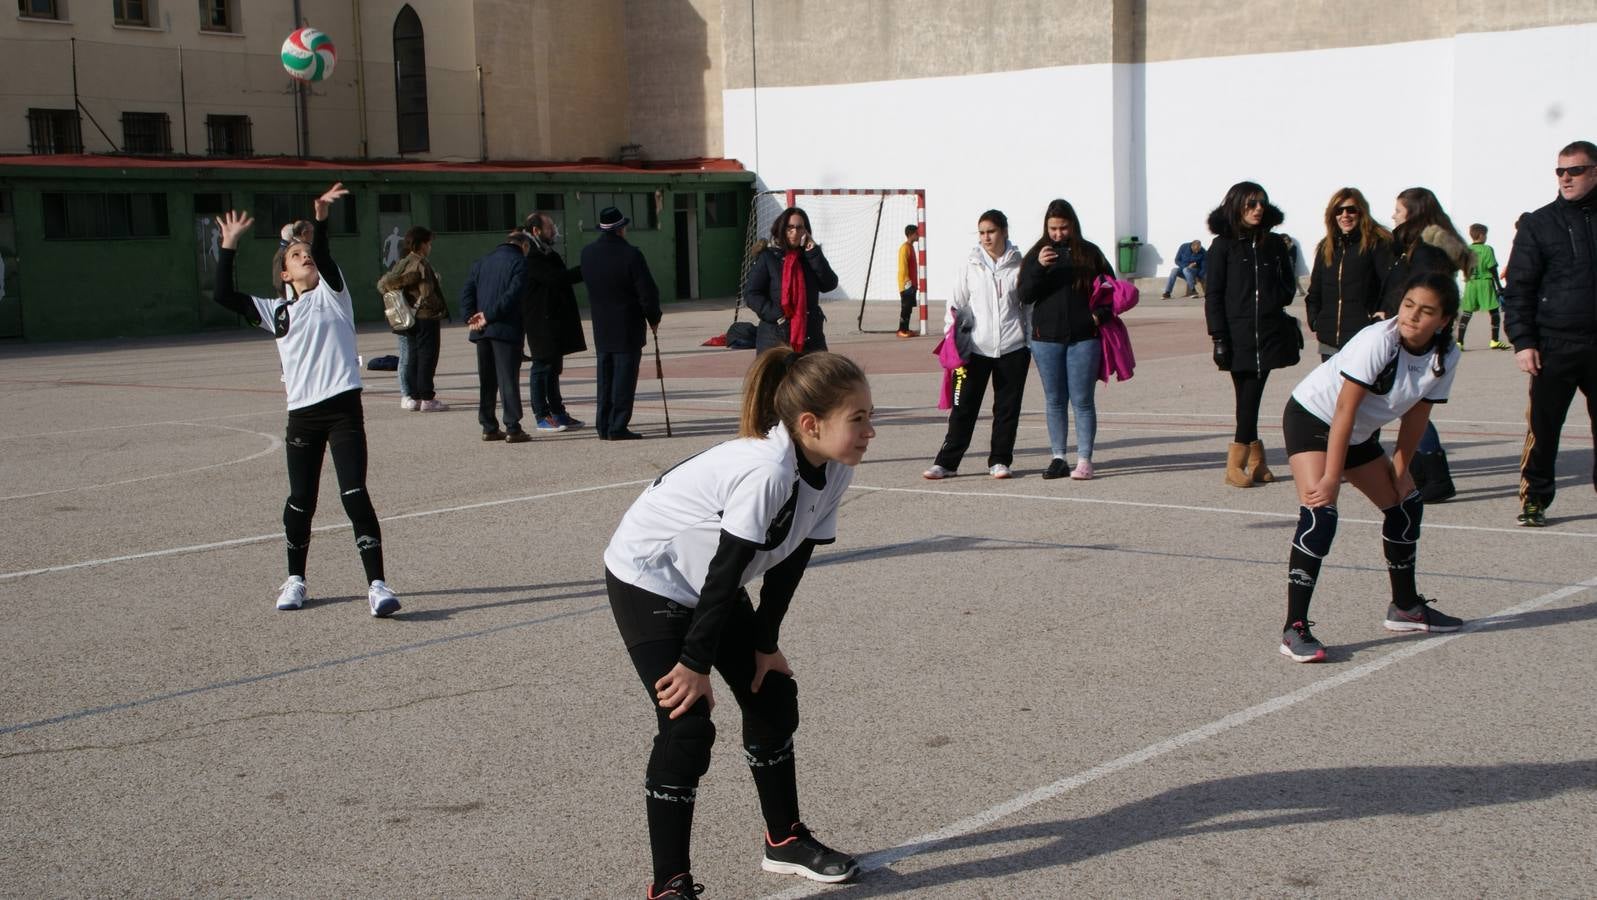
[1383,490,1423,544]
[648,715,715,785]
[1292,505,1338,559]
[741,671,799,749]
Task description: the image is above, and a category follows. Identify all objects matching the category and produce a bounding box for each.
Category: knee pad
[741,671,799,750]
[648,715,715,786]
[1383,490,1423,545]
[1292,505,1338,559]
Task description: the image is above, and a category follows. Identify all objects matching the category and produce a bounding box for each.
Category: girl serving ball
[1277,270,1465,662]
[604,348,874,898]
[211,183,400,618]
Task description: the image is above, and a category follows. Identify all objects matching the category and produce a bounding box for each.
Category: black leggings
[283,389,383,582]
[1230,370,1270,444]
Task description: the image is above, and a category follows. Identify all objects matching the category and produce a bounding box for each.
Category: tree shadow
[836,760,1597,895]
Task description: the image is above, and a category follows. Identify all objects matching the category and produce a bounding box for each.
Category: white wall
[725,22,1597,297]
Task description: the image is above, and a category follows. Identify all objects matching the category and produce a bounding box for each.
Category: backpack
[381,287,415,334]
[725,320,756,349]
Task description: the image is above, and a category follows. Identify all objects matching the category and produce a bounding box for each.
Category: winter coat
[1305,231,1390,348]
[1017,239,1113,344]
[1174,241,1206,278]
[581,231,662,354]
[378,252,449,320]
[744,244,840,353]
[460,242,527,344]
[1204,203,1301,373]
[521,245,587,360]
[1379,225,1469,318]
[1504,190,1597,350]
[947,243,1027,359]
[1089,275,1139,383]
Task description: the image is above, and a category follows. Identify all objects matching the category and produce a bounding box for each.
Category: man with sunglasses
[1503,140,1597,527]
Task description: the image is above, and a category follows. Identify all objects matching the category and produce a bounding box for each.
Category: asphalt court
[3,296,1595,898]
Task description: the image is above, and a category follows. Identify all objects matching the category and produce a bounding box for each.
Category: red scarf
[780,250,808,352]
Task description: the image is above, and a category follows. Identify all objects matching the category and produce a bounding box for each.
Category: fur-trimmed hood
[1419,223,1472,272]
[1207,201,1285,239]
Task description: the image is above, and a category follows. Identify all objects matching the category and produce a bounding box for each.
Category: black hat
[598,206,630,231]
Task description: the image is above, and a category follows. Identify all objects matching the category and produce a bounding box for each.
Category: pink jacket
[1090,275,1138,383]
[933,325,966,409]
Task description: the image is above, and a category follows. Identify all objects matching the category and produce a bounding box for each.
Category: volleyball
[281,27,336,82]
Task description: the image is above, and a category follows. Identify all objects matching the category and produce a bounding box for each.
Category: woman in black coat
[1205,181,1301,488]
[521,213,588,431]
[1305,187,1392,361]
[745,207,840,353]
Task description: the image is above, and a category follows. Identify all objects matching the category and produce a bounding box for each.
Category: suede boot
[1225,442,1253,488]
[1247,440,1276,484]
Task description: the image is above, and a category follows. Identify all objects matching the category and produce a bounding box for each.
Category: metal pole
[857,195,886,332]
[293,0,309,157]
[351,0,368,158]
[178,45,190,154]
[476,65,487,161]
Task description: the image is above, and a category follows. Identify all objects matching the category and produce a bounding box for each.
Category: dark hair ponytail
[738,348,868,439]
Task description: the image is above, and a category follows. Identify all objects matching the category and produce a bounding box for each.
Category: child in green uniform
[1457,223,1507,350]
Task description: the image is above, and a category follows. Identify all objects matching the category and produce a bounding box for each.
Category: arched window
[393,5,430,154]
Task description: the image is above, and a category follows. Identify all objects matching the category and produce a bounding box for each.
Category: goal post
[736,188,929,335]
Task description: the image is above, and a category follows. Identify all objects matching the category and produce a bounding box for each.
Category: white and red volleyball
[281,27,336,82]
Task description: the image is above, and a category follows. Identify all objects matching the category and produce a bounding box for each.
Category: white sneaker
[922,464,954,480]
[989,463,1013,479]
[419,399,449,412]
[275,575,307,611]
[368,580,401,618]
[399,396,418,411]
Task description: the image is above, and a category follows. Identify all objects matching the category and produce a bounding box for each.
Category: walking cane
[651,324,673,437]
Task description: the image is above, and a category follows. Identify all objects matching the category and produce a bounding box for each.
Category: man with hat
[582,205,662,441]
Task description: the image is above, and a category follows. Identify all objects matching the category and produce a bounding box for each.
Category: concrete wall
[624,0,724,159]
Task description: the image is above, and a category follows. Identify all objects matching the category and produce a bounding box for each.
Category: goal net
[737,189,928,334]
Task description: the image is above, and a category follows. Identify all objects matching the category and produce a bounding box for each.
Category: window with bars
[114,0,149,26]
[252,192,358,237]
[17,0,62,19]
[584,192,659,231]
[205,114,251,156]
[704,191,739,229]
[198,0,236,33]
[393,5,430,154]
[42,192,169,240]
[428,193,517,233]
[121,112,171,154]
[27,108,83,154]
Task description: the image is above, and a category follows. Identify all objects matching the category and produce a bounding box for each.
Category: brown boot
[1247,440,1276,484]
[1225,442,1253,488]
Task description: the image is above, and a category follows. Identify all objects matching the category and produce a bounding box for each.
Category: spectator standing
[897,224,920,336]
[745,207,840,353]
[583,206,662,441]
[1205,182,1300,488]
[1305,188,1392,362]
[462,232,531,443]
[378,225,450,412]
[1504,140,1597,527]
[521,212,587,432]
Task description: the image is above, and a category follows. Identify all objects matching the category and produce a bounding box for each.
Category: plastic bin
[1116,236,1142,275]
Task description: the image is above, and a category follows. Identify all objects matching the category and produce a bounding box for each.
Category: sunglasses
[1244,199,1264,209]
[1555,164,1594,178]
[1334,205,1360,216]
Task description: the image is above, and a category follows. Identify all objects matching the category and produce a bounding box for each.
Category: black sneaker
[1518,500,1547,527]
[1279,620,1326,663]
[647,872,703,899]
[1384,596,1463,633]
[761,823,858,884]
[1042,458,1071,480]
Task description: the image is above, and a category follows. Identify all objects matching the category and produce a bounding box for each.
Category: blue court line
[1,603,607,737]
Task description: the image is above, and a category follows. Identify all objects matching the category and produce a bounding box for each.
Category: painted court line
[764,573,1597,899]
[0,479,650,582]
[0,424,282,501]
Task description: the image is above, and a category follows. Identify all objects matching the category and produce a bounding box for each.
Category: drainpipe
[351,0,368,158]
[292,0,310,157]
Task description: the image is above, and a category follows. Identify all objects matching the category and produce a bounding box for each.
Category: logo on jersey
[272,302,293,338]
[761,478,800,549]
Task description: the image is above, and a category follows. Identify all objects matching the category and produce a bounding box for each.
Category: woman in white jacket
[924,210,1032,479]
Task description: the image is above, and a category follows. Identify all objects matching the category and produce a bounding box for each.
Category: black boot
[1414,450,1456,503]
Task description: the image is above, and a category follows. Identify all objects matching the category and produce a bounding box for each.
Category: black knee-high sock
[747,739,800,842]
[645,780,696,886]
[284,500,313,579]
[1489,308,1501,341]
[1382,497,1421,609]
[339,487,385,582]
[1287,546,1322,628]
[1456,311,1472,345]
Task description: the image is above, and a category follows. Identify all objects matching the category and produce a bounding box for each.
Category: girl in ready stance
[605,348,874,897]
[1278,271,1465,662]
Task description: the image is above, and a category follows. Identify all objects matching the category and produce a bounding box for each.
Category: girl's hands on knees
[655,663,714,720]
[216,211,254,249]
[1306,475,1341,507]
[1394,466,1416,499]
[751,649,792,693]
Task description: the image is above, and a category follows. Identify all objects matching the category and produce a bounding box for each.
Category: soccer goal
[736,189,928,335]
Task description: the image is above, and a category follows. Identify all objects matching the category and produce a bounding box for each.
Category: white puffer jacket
[946,242,1028,358]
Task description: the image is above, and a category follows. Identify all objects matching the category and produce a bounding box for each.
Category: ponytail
[738,348,868,439]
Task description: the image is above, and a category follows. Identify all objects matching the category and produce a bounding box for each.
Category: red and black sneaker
[647,872,703,899]
[761,823,859,883]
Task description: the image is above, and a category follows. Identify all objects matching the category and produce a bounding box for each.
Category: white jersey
[247,269,363,410]
[604,422,852,607]
[1291,317,1460,443]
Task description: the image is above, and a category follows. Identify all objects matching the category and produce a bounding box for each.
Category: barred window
[42,192,169,240]
[253,192,358,237]
[114,0,149,26]
[704,191,739,229]
[27,108,83,154]
[18,0,62,20]
[205,114,251,157]
[121,112,171,154]
[198,0,237,33]
[585,192,658,231]
[429,193,517,233]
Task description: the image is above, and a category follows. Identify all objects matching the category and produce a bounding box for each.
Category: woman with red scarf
[746,207,841,354]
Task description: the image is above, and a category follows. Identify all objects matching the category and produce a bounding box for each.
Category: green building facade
[0,157,754,342]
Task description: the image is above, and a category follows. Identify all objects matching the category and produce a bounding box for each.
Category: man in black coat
[1504,139,1597,527]
[521,212,587,432]
[581,206,661,441]
[462,231,531,442]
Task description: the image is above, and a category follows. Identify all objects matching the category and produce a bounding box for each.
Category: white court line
[0,479,649,582]
[763,573,1597,899]
[848,483,1597,540]
[0,424,282,501]
[0,409,281,441]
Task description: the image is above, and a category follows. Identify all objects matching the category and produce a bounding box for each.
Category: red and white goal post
[737,188,929,335]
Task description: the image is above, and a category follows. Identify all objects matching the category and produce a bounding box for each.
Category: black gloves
[1212,338,1232,371]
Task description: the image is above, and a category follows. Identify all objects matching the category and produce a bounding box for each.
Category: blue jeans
[396,332,412,397]
[1164,266,1198,296]
[1030,338,1099,460]
[528,357,567,420]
